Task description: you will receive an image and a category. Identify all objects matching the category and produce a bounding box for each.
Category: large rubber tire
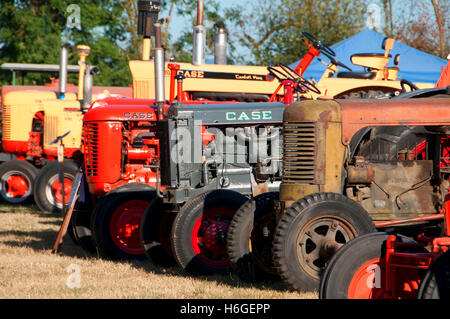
[91,183,155,260]
[272,192,376,292]
[33,159,80,213]
[0,159,39,204]
[171,190,249,276]
[417,250,450,299]
[140,197,177,266]
[320,232,427,299]
[227,192,279,282]
[68,199,96,254]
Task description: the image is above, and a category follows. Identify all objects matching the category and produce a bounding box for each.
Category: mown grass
[0,204,317,299]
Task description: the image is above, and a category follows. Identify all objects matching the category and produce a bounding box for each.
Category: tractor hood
[83,100,158,122]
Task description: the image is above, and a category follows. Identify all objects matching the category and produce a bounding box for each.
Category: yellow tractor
[0,44,132,210]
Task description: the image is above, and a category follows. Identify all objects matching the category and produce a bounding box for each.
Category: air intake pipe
[137,1,161,61]
[192,0,206,65]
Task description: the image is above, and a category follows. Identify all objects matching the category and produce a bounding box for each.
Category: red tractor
[320,200,450,299]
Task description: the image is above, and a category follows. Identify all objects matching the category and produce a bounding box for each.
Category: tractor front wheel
[171,190,248,275]
[140,197,176,266]
[320,232,427,299]
[0,160,38,204]
[91,183,155,260]
[272,192,376,292]
[418,250,450,299]
[33,159,79,213]
[227,192,279,282]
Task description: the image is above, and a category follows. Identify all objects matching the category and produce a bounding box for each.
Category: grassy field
[0,203,317,299]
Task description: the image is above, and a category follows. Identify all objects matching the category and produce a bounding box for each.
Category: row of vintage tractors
[2,0,448,299]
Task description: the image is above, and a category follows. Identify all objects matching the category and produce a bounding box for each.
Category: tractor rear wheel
[140,197,176,266]
[272,192,376,292]
[91,183,155,260]
[171,190,248,275]
[33,159,79,213]
[0,159,38,204]
[227,192,279,282]
[320,232,427,299]
[418,250,450,299]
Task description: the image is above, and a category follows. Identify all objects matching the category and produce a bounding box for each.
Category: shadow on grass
[0,203,292,293]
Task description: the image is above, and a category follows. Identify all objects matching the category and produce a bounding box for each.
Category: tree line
[0,0,448,87]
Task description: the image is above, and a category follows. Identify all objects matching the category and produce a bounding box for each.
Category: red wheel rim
[348,257,422,299]
[50,177,73,204]
[191,207,235,270]
[348,258,386,299]
[109,200,149,255]
[5,175,29,198]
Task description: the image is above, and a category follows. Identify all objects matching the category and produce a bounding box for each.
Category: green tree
[228,0,367,66]
[0,0,133,86]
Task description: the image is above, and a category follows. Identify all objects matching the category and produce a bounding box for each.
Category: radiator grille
[44,116,58,146]
[2,103,11,140]
[282,122,316,184]
[84,123,99,177]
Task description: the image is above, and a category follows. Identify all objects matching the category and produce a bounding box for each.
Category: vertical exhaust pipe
[192,0,206,65]
[137,1,161,61]
[82,65,100,112]
[214,24,227,65]
[154,22,165,120]
[58,44,69,99]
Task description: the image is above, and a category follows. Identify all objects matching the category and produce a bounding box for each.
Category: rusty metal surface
[351,160,439,220]
[339,98,450,145]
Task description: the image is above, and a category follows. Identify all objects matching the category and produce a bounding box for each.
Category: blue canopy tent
[289,29,447,84]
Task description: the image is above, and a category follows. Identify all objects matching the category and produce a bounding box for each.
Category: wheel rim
[296,215,357,280]
[347,257,422,299]
[45,174,73,209]
[109,200,148,255]
[0,170,32,203]
[191,207,235,270]
[348,258,386,299]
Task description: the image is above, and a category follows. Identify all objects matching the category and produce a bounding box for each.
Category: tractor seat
[337,71,376,79]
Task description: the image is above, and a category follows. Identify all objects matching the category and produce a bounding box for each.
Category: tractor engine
[158,101,286,203]
[82,99,160,196]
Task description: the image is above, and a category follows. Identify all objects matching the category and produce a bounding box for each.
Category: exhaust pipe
[154,22,165,119]
[58,44,70,99]
[192,0,206,65]
[137,1,161,61]
[214,24,227,65]
[82,65,100,112]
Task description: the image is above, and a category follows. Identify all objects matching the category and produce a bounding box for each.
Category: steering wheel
[401,79,419,93]
[320,51,353,72]
[268,63,321,95]
[301,31,336,57]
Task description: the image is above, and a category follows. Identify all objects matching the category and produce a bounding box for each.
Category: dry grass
[0,204,317,299]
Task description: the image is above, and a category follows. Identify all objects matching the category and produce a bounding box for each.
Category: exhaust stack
[58,44,70,99]
[192,0,206,65]
[214,24,227,65]
[154,23,165,119]
[137,1,161,61]
[82,65,100,112]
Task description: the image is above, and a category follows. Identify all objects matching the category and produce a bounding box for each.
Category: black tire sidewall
[227,192,279,281]
[274,193,376,292]
[0,159,38,204]
[91,183,155,260]
[33,159,79,213]
[171,190,248,276]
